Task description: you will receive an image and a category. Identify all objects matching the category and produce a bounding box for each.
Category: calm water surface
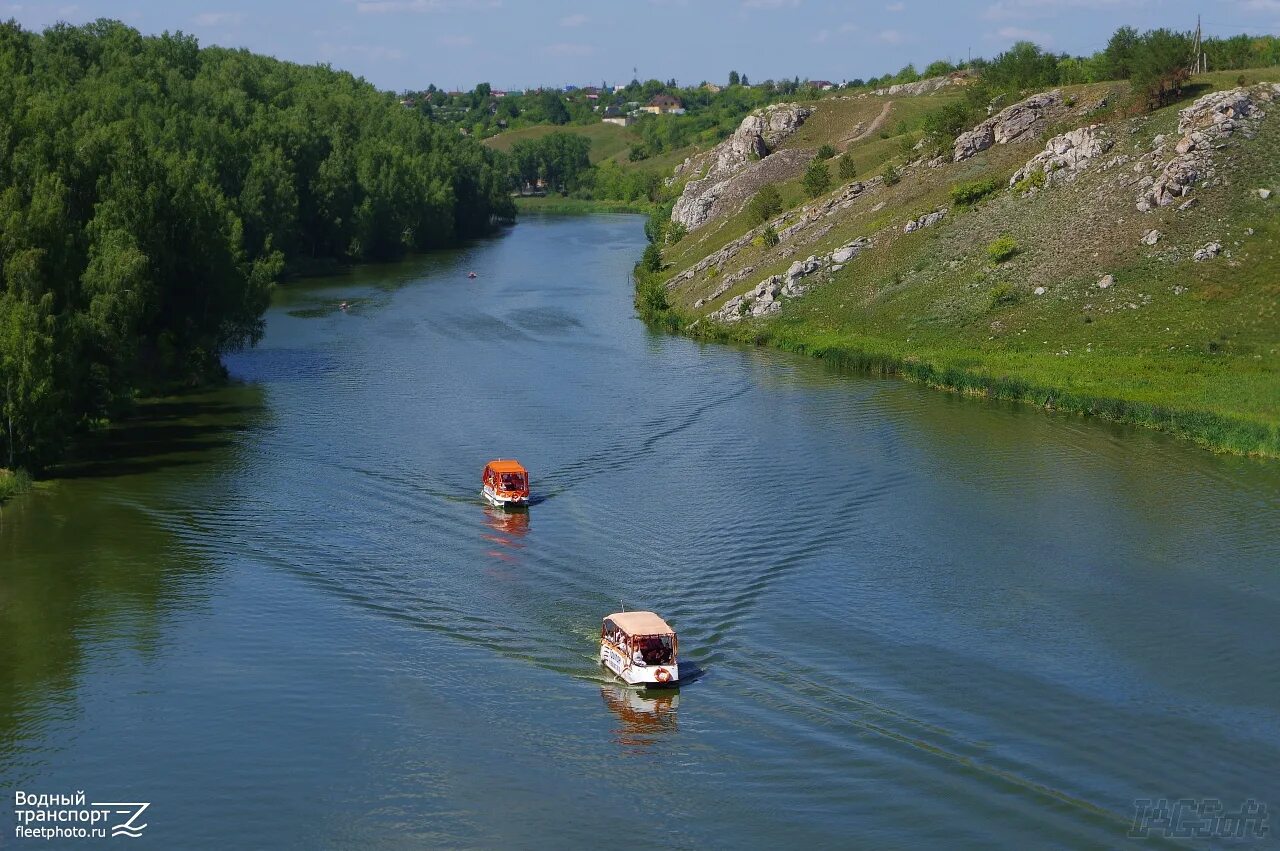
[3,215,1279,848]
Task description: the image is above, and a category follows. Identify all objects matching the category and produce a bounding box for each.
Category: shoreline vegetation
[637,270,1279,458]
[0,468,32,505]
[514,196,655,215]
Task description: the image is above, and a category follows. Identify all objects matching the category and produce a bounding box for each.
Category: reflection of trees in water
[0,390,260,782]
[599,684,678,753]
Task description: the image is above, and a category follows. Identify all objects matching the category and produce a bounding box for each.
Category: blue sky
[3,1,1278,91]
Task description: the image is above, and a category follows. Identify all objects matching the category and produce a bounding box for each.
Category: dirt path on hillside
[839,101,893,151]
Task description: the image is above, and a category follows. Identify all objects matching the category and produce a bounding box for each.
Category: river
[2,214,1278,848]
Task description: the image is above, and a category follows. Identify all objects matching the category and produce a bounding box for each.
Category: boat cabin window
[500,472,526,490]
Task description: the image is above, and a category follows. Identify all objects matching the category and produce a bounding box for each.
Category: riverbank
[0,468,31,505]
[514,196,654,215]
[682,316,1280,458]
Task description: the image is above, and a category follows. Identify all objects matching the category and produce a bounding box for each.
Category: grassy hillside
[646,70,1280,456]
[483,123,641,164]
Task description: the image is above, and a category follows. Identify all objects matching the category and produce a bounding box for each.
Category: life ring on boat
[654,668,672,683]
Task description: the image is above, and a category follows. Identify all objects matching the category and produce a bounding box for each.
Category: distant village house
[643,94,685,115]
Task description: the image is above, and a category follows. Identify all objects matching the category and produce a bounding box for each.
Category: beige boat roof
[604,611,674,636]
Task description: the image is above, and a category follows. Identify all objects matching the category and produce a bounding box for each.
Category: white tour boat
[600,611,679,688]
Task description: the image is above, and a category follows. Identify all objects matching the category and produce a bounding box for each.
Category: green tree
[748,184,782,223]
[1103,26,1140,80]
[803,158,831,198]
[837,154,857,181]
[1131,29,1193,109]
[728,70,740,86]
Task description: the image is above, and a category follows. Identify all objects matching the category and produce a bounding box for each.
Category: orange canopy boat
[482,459,530,508]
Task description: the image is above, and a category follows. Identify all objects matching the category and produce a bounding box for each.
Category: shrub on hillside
[762,225,780,247]
[988,283,1021,308]
[837,154,857,181]
[950,179,1000,206]
[642,243,663,272]
[881,164,901,186]
[815,143,837,160]
[1012,168,1047,194]
[748,185,783,224]
[803,159,832,198]
[987,236,1019,263]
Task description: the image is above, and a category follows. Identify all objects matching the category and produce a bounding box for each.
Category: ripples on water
[2,215,1279,848]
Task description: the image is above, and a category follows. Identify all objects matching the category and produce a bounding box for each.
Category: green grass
[483,123,641,164]
[642,71,1280,457]
[514,196,653,215]
[0,468,32,504]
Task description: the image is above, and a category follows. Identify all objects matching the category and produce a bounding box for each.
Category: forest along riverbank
[2,214,1278,848]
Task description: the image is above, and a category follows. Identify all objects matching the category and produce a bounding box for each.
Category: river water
[2,214,1278,848]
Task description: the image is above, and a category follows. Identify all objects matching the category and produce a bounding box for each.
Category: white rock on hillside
[1009,125,1113,188]
[903,208,947,233]
[1137,84,1280,212]
[670,103,812,230]
[1193,242,1222,261]
[709,237,871,323]
[954,90,1063,162]
[1141,229,1162,246]
[873,75,961,98]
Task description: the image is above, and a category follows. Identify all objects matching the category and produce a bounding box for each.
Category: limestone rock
[954,90,1063,162]
[1010,125,1113,188]
[671,103,813,230]
[903,208,947,233]
[1259,188,1273,199]
[1141,229,1162,246]
[1193,242,1222,261]
[1097,274,1114,289]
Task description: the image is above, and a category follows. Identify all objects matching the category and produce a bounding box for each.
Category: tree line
[0,19,514,469]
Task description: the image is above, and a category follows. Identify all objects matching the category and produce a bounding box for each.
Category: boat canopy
[605,611,674,637]
[486,459,527,474]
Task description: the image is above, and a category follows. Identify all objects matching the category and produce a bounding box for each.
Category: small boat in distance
[482,459,530,508]
[467,271,477,279]
[601,611,679,688]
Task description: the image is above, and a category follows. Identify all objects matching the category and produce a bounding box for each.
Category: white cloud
[885,1,905,10]
[194,11,244,26]
[877,29,906,44]
[559,12,588,26]
[543,42,595,57]
[436,34,474,47]
[812,28,830,43]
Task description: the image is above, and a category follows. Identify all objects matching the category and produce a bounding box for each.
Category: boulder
[1259,188,1273,199]
[954,90,1063,162]
[903,208,947,233]
[1097,274,1114,289]
[1193,242,1221,262]
[1141,229,1162,246]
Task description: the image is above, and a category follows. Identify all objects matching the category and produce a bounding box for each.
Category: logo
[13,791,151,841]
[92,802,150,838]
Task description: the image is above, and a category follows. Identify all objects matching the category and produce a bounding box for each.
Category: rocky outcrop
[903,208,947,233]
[670,103,813,230]
[954,90,1063,162]
[873,75,960,98]
[1137,84,1280,211]
[1009,125,1113,188]
[709,238,871,323]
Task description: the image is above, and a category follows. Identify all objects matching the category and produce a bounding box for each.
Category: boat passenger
[632,647,646,666]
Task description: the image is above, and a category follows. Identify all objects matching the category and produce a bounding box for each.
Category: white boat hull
[600,641,678,688]
[482,485,527,508]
